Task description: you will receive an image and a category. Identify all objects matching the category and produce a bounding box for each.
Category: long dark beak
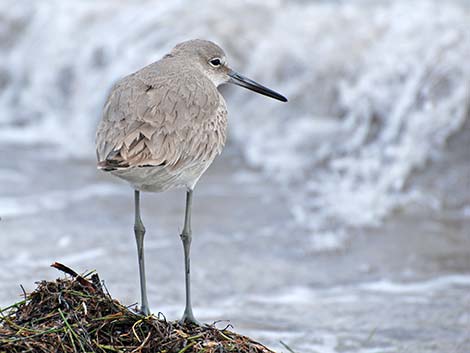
[228,70,288,102]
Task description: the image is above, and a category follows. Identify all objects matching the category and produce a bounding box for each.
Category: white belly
[110,159,213,192]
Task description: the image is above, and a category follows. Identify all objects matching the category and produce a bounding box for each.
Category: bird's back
[96,59,228,192]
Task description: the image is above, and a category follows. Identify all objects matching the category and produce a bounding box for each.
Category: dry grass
[0,263,275,353]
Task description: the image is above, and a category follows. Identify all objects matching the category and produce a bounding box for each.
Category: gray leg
[179,189,200,325]
[134,190,150,315]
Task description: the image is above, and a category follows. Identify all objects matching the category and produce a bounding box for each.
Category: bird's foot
[139,304,150,317]
[179,309,202,326]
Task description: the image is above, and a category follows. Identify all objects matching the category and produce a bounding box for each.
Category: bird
[95,39,287,325]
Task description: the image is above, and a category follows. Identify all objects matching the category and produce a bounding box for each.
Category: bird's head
[168,39,287,102]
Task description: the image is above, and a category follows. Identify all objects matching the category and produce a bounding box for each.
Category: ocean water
[1,0,469,352]
[1,0,469,239]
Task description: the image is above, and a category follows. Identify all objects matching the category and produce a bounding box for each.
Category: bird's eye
[209,58,222,67]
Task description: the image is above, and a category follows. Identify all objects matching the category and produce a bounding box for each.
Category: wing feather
[96,65,224,171]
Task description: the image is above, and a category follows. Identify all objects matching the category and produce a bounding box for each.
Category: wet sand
[0,143,469,353]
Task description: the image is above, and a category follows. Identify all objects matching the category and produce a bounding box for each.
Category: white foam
[462,205,470,217]
[230,0,470,239]
[309,230,348,252]
[0,0,468,247]
[248,286,315,305]
[360,275,470,294]
[0,184,124,218]
[246,275,470,307]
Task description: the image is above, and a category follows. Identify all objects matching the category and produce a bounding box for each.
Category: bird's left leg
[134,190,150,316]
[179,189,201,325]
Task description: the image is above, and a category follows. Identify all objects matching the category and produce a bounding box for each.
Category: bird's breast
[181,94,227,165]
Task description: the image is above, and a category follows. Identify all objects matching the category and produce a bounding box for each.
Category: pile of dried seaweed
[0,263,274,353]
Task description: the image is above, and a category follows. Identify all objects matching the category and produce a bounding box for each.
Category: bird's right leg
[134,190,150,315]
[179,189,200,325]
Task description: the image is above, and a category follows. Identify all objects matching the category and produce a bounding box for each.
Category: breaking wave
[1,0,468,236]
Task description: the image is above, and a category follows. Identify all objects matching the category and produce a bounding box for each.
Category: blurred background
[0,0,469,352]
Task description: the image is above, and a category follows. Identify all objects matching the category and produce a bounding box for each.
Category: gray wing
[96,67,224,171]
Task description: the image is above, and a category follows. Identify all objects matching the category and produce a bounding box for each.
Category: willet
[95,39,287,325]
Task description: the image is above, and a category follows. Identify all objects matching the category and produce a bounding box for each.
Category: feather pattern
[96,57,228,192]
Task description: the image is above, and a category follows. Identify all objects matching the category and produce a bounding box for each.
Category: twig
[19,285,27,301]
[280,340,297,353]
[178,341,196,353]
[51,262,95,292]
[131,331,151,353]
